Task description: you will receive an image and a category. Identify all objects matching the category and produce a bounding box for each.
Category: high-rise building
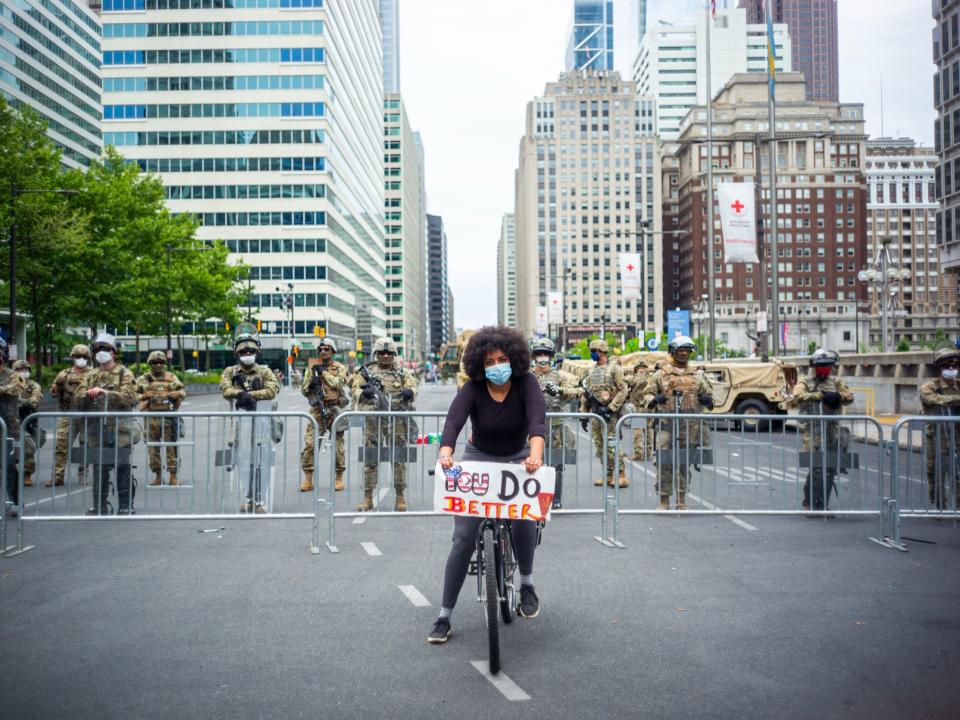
[515,71,661,345]
[865,138,955,349]
[384,94,425,360]
[670,72,868,353]
[379,0,399,93]
[101,0,387,357]
[637,0,725,42]
[934,0,960,277]
[0,0,102,168]
[496,213,517,327]
[565,1,615,72]
[740,0,838,103]
[446,286,455,340]
[426,213,449,351]
[633,6,791,140]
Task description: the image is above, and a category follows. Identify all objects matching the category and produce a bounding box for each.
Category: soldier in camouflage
[351,337,418,512]
[647,336,714,510]
[219,332,280,514]
[627,363,653,461]
[531,338,581,509]
[13,360,42,487]
[48,344,92,487]
[74,334,139,515]
[299,337,347,493]
[919,346,960,509]
[578,339,629,488]
[784,349,854,512]
[0,339,25,517]
[136,350,186,487]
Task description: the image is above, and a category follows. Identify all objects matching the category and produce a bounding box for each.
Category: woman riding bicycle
[428,326,546,644]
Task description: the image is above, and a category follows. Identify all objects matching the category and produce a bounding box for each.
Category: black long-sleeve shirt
[440,373,546,457]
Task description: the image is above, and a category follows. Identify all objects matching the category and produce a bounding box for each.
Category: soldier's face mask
[238,351,257,366]
[534,354,551,367]
[590,351,600,362]
[18,370,29,380]
[815,366,832,380]
[73,357,88,368]
[942,362,959,380]
[94,350,113,365]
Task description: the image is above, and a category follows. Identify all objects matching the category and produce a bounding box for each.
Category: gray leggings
[440,444,540,610]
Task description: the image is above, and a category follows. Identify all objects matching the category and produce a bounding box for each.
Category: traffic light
[313,325,320,336]
[356,351,364,360]
[225,321,230,332]
[319,326,325,338]
[356,339,363,351]
[256,320,262,332]
[292,345,299,358]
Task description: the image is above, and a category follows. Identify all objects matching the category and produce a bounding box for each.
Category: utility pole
[165,243,173,361]
[766,0,781,356]
[705,0,716,361]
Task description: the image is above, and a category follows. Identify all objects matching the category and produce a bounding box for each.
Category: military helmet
[12,360,30,371]
[92,332,119,353]
[668,336,697,356]
[318,337,337,353]
[234,332,261,353]
[809,348,839,367]
[70,344,91,358]
[147,350,166,364]
[373,337,397,354]
[588,339,609,353]
[933,346,960,366]
[531,338,556,355]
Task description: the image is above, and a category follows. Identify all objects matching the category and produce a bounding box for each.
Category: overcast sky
[398,0,934,330]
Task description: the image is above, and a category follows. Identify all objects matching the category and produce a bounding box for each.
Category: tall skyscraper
[740,0,839,103]
[496,213,517,327]
[379,0,399,93]
[669,72,868,353]
[633,6,791,140]
[101,0,387,355]
[0,0,102,168]
[565,1,615,71]
[426,213,449,351]
[934,0,960,276]
[515,71,661,345]
[384,93,426,360]
[637,0,724,42]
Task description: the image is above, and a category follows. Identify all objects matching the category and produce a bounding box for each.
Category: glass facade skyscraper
[379,0,399,93]
[565,1,615,71]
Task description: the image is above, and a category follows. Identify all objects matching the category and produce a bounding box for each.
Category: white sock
[519,573,533,588]
[438,606,452,619]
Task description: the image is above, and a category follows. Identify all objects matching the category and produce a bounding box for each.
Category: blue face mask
[590,351,600,362]
[485,362,512,386]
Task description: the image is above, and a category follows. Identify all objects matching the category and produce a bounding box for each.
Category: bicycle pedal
[467,560,478,576]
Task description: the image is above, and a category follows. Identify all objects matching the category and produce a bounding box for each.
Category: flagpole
[766,0,780,356]
[705,0,716,360]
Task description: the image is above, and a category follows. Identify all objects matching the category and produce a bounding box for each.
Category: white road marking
[398,584,431,607]
[23,487,86,508]
[687,493,758,531]
[360,541,382,556]
[374,486,390,508]
[352,517,366,524]
[470,661,531,701]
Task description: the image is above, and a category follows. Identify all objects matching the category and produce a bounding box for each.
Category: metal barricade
[315,410,610,552]
[10,410,320,556]
[610,412,889,547]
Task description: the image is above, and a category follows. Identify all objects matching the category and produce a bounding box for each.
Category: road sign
[647,337,659,351]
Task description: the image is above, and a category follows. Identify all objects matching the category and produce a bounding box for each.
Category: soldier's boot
[334,472,344,492]
[594,477,604,486]
[77,469,85,485]
[618,463,629,488]
[357,491,373,512]
[606,476,615,487]
[676,492,687,510]
[299,471,314,493]
[45,476,65,488]
[394,491,407,512]
[149,472,162,486]
[168,472,178,487]
[23,474,33,487]
[659,494,670,510]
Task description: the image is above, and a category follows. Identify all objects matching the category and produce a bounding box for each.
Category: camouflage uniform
[784,369,854,510]
[49,348,92,486]
[0,361,25,512]
[919,375,960,509]
[579,361,628,485]
[350,359,418,497]
[136,354,186,483]
[300,357,348,488]
[627,368,653,461]
[13,361,42,479]
[648,359,714,499]
[74,360,138,514]
[535,365,581,507]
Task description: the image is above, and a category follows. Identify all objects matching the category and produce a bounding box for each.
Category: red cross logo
[626,264,636,272]
[551,298,559,305]
[731,199,746,214]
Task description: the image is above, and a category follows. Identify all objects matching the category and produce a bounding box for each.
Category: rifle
[358,364,389,411]
[307,364,331,437]
[580,382,612,422]
[232,372,260,412]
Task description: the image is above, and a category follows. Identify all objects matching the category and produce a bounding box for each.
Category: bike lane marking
[352,517,366,524]
[360,541,382,556]
[397,585,430,607]
[469,661,531,701]
[686,492,759,531]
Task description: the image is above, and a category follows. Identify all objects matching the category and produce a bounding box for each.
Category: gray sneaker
[519,585,539,618]
[427,617,452,644]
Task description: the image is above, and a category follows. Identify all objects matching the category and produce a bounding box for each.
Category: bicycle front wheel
[482,526,501,674]
[500,530,515,625]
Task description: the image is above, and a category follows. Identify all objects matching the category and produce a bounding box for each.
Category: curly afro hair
[462,325,531,383]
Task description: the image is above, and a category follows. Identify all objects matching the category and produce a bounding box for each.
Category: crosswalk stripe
[361,541,382,556]
[470,661,531,701]
[398,584,430,607]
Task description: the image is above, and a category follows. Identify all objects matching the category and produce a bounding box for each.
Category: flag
[764,0,776,99]
[780,321,788,348]
[717,182,760,263]
[535,306,548,336]
[618,253,642,300]
[547,291,563,325]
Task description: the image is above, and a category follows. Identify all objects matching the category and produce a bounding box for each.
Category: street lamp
[857,237,911,353]
[276,282,294,385]
[8,184,79,361]
[691,294,709,349]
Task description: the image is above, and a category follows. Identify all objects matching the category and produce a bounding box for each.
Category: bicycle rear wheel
[482,526,501,674]
[500,530,515,625]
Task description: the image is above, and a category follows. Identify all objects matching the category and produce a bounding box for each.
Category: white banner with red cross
[547,291,563,325]
[717,182,760,263]
[433,461,556,522]
[618,253,642,300]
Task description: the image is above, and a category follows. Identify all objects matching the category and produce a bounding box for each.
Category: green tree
[896,337,911,352]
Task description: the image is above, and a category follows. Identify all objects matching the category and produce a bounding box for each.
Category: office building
[934,0,960,276]
[384,93,426,360]
[101,0,387,356]
[379,0,399,93]
[565,1,615,72]
[497,212,517,327]
[740,0,839,103]
[0,0,101,168]
[633,6,791,140]
[514,70,661,345]
[670,72,868,354]
[427,213,449,351]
